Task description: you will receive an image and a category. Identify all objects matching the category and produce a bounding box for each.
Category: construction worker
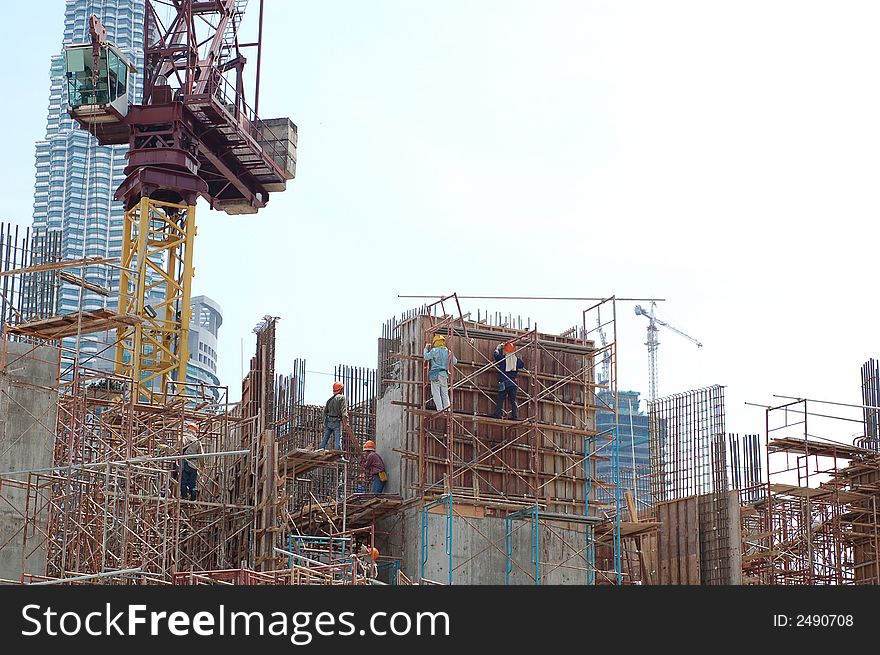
[423,334,457,411]
[493,342,525,420]
[367,546,379,579]
[354,539,379,579]
[179,423,203,501]
[319,381,349,451]
[360,440,387,493]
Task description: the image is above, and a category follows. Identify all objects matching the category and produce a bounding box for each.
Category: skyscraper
[187,295,223,400]
[32,0,145,369]
[596,390,652,507]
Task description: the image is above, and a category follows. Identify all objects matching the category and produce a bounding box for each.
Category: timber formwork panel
[394,314,597,512]
[842,456,880,585]
[657,496,701,585]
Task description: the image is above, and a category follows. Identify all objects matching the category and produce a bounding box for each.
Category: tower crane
[63,1,296,402]
[634,301,702,403]
[595,315,611,388]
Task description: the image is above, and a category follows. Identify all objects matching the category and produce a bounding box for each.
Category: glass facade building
[187,295,223,400]
[596,390,653,508]
[32,0,145,370]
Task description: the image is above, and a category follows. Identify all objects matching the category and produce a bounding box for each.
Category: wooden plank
[672,501,682,584]
[659,502,670,584]
[686,496,700,584]
[625,489,652,585]
[12,309,141,338]
[625,490,639,522]
[657,496,701,585]
[643,532,658,585]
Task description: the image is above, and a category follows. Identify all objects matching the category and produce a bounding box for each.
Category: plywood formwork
[377,296,626,584]
[838,454,880,584]
[657,496,701,584]
[393,313,599,509]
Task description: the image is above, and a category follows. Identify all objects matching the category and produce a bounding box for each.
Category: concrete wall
[376,385,403,496]
[0,342,58,582]
[381,504,589,585]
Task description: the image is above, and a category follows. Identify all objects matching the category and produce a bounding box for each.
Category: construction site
[3,269,880,586]
[1,1,880,588]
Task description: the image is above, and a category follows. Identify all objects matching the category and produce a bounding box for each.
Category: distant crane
[634,302,702,402]
[595,315,611,389]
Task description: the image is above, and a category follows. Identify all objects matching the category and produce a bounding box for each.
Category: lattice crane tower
[634,301,702,402]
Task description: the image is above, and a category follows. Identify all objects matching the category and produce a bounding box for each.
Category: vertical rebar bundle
[0,223,61,329]
[861,359,880,451]
[648,385,728,503]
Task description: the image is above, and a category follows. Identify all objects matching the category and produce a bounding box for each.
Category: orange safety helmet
[371,547,380,561]
[332,381,344,393]
[503,342,515,353]
[363,440,376,451]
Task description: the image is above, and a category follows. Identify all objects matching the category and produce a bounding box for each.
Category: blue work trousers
[493,381,519,419]
[320,417,343,450]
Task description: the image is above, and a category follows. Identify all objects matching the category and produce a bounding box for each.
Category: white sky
[3,1,879,443]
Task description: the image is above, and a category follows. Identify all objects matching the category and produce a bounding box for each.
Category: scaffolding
[740,397,880,585]
[0,222,62,329]
[380,295,625,584]
[0,307,246,580]
[3,342,250,583]
[13,265,877,586]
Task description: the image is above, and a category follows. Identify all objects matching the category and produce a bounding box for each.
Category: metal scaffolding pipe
[0,449,250,478]
[28,567,144,585]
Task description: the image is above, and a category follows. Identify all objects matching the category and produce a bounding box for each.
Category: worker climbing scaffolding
[423,333,457,412]
[493,341,525,420]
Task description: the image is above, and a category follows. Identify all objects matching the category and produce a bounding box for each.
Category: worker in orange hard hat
[493,341,525,420]
[369,547,379,578]
[319,381,349,453]
[360,439,387,493]
[354,538,380,579]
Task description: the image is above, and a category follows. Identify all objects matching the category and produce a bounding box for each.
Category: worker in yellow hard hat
[361,439,387,493]
[493,341,525,420]
[423,333,457,412]
[320,381,349,453]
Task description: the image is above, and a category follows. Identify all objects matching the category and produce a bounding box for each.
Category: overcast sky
[2,1,878,442]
